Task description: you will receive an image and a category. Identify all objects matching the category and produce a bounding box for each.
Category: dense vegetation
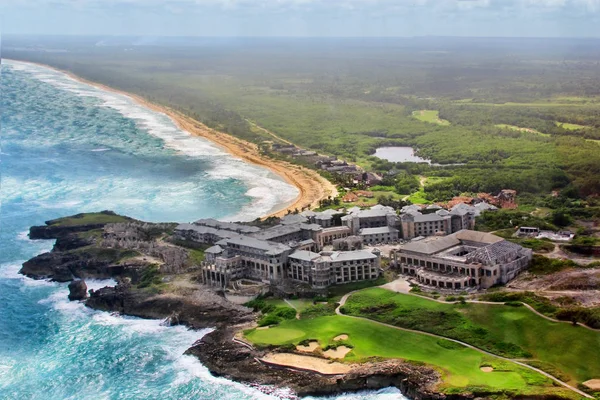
[7,36,600,202]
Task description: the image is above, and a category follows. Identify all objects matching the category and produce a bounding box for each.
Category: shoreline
[8,59,337,220]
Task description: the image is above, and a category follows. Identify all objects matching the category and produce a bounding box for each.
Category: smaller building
[359,226,399,244]
[517,227,540,237]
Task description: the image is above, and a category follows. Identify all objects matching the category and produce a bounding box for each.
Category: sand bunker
[583,379,600,390]
[256,326,270,330]
[296,341,319,352]
[333,334,348,341]
[262,353,352,374]
[323,346,352,359]
[480,367,494,373]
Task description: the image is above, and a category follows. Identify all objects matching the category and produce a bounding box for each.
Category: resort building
[201,236,292,286]
[288,249,381,289]
[392,230,532,291]
[178,216,376,289]
[399,204,476,240]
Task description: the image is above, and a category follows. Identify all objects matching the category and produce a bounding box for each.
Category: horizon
[2,0,599,38]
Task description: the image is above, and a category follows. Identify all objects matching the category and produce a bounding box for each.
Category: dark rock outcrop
[68,280,88,301]
[85,282,255,330]
[29,223,105,241]
[20,249,136,282]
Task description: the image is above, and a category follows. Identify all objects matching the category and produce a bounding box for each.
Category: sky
[1,0,600,37]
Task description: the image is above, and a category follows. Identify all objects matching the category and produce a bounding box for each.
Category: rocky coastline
[18,212,478,399]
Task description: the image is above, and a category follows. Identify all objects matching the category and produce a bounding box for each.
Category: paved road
[335,290,593,399]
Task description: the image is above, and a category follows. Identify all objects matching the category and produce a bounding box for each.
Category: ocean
[0,60,406,400]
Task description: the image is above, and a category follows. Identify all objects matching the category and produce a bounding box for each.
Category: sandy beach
[14,60,337,219]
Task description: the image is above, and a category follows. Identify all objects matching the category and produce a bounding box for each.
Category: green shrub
[555,307,600,329]
[445,296,457,302]
[258,314,282,327]
[272,307,297,320]
[300,303,337,319]
[504,301,524,307]
[528,254,579,275]
[138,264,162,288]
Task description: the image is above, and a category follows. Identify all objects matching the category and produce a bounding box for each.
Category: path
[335,289,593,399]
[402,176,427,202]
[247,120,294,145]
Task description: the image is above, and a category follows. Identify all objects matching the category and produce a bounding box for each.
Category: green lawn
[412,110,451,125]
[343,288,600,385]
[245,316,568,396]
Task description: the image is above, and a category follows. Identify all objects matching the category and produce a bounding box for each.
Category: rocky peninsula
[21,211,570,400]
[18,211,454,399]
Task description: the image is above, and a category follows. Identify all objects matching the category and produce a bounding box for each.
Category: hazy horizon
[1,0,599,38]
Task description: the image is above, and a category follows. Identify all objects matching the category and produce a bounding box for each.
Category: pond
[373,146,431,163]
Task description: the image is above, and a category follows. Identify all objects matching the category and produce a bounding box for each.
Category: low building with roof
[193,218,261,234]
[174,223,241,244]
[392,230,532,291]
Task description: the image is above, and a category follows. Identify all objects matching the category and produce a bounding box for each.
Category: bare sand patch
[256,326,270,330]
[583,379,600,390]
[480,367,494,373]
[296,341,319,352]
[262,353,352,375]
[334,334,348,341]
[381,278,411,294]
[323,346,352,359]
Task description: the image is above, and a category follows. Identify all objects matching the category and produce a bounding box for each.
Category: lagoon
[374,147,431,163]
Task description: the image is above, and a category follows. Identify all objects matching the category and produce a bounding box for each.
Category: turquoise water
[0,61,406,400]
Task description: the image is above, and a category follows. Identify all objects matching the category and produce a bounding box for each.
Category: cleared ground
[413,110,451,126]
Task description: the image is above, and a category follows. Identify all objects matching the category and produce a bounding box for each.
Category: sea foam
[4,60,299,221]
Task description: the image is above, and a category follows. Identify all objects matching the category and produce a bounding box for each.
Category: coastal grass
[245,315,567,396]
[412,110,451,126]
[47,211,132,227]
[342,288,600,385]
